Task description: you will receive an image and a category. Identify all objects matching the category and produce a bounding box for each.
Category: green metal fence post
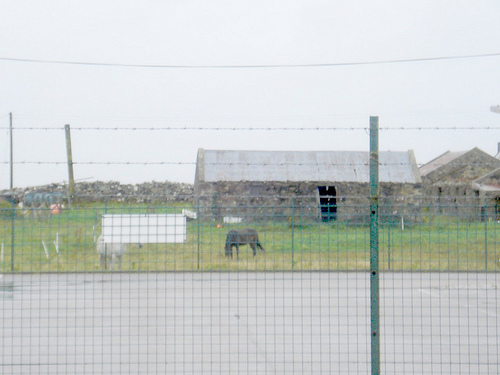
[388,224,391,270]
[10,198,15,272]
[484,204,488,271]
[197,198,201,270]
[369,116,381,375]
[291,197,295,270]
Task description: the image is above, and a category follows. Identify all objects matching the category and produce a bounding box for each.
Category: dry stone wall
[3,181,194,204]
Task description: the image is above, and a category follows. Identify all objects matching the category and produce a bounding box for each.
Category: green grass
[0,204,499,272]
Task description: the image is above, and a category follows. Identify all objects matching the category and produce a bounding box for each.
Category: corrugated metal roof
[197,150,420,183]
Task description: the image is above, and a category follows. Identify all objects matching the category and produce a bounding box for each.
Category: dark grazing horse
[224,228,265,259]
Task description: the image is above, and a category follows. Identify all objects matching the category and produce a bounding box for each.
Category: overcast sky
[1,1,500,189]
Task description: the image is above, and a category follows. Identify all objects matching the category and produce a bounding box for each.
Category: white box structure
[102,214,186,244]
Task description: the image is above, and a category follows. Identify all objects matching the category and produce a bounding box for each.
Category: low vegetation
[0,203,498,272]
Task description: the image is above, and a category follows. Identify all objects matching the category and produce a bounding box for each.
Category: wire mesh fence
[0,194,499,373]
[1,114,500,373]
[1,196,499,273]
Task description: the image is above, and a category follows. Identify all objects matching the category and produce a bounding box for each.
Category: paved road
[1,272,499,374]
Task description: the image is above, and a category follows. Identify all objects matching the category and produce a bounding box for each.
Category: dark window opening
[318,186,337,222]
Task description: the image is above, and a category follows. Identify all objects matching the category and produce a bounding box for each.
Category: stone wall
[2,181,194,204]
[420,183,497,221]
[194,181,422,223]
[3,179,495,222]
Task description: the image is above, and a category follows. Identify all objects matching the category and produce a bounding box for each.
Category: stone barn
[419,147,500,185]
[194,149,422,223]
[419,147,500,220]
[472,167,500,221]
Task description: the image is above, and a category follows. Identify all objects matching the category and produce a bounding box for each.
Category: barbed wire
[0,125,498,131]
[0,126,365,131]
[2,161,499,168]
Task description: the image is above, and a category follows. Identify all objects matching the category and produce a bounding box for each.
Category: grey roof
[196,149,421,183]
[419,150,467,177]
[472,167,500,193]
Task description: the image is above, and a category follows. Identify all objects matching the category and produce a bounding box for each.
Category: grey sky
[1,1,500,189]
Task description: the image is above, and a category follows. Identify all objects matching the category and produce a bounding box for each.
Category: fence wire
[0,195,498,373]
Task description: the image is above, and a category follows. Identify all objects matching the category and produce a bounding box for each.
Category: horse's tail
[256,239,265,252]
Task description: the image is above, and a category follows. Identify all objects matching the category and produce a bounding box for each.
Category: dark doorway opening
[318,186,337,222]
[495,197,500,222]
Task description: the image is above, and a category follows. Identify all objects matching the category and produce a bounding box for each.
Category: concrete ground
[1,272,498,374]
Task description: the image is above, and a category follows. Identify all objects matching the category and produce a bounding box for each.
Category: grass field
[0,204,499,272]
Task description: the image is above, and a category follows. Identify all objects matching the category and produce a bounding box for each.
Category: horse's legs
[225,243,233,258]
[250,243,257,257]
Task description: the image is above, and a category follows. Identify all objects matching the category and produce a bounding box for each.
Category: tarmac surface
[1,272,499,374]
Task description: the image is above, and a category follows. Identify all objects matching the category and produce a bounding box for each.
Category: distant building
[472,167,500,220]
[419,147,500,220]
[420,147,500,184]
[194,149,421,223]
